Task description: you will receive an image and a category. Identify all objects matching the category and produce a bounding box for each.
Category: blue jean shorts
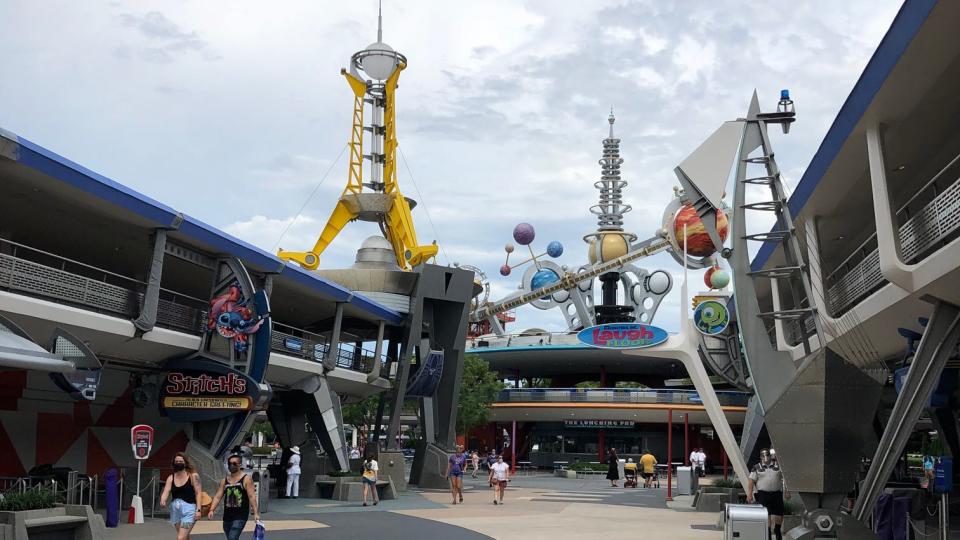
[170,499,197,528]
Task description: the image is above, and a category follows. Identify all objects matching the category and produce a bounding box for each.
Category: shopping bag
[253,520,265,540]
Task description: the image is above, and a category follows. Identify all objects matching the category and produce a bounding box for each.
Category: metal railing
[0,473,97,510]
[824,156,960,316]
[0,238,386,374]
[272,321,388,372]
[496,388,751,407]
[0,238,207,334]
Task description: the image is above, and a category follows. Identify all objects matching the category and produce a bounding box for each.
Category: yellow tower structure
[277,8,438,271]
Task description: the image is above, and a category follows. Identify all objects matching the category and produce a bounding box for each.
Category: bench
[24,514,89,530]
[315,478,396,501]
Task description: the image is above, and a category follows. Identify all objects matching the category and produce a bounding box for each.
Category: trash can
[677,466,698,495]
[724,503,768,539]
[252,469,270,513]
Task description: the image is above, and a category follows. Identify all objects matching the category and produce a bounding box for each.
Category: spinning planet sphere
[547,241,564,258]
[531,268,560,299]
[513,223,536,245]
[673,204,729,257]
[504,243,515,254]
[500,264,512,276]
[704,266,731,289]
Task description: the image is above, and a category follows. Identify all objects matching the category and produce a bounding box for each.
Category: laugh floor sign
[577,323,669,349]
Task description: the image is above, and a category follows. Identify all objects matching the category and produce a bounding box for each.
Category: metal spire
[377,0,383,42]
[589,110,630,231]
[608,106,615,138]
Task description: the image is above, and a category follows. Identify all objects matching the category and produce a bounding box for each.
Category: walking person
[606,448,621,487]
[488,454,510,505]
[208,454,261,540]
[486,449,497,487]
[639,449,658,488]
[445,445,467,504]
[747,448,790,540]
[286,446,301,499]
[361,454,379,507]
[471,450,480,479]
[276,444,292,499]
[159,452,202,540]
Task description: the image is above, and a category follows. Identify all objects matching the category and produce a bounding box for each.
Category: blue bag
[253,520,265,540]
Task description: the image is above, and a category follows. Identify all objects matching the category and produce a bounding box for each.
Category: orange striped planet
[673,204,729,257]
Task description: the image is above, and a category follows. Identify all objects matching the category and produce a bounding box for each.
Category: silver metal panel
[677,121,745,209]
[764,349,883,494]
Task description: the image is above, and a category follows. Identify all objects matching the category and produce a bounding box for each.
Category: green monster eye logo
[694,300,730,335]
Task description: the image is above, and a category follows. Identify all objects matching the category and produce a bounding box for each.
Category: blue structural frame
[5,131,404,325]
[751,0,938,272]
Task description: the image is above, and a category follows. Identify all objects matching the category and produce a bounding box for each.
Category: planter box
[0,504,105,540]
[554,470,578,479]
[693,487,745,512]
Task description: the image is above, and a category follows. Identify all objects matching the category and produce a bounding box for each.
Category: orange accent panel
[86,431,116,477]
[490,402,748,412]
[74,402,92,428]
[144,431,189,474]
[36,412,85,466]
[0,370,27,411]
[0,421,26,476]
[95,380,136,427]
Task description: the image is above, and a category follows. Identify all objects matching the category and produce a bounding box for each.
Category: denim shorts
[169,499,197,528]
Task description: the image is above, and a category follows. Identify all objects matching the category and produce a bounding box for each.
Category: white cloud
[0,0,904,333]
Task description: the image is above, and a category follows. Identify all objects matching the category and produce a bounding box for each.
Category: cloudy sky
[0,0,903,333]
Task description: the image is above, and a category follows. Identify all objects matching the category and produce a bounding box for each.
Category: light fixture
[894,164,907,172]
[834,235,846,241]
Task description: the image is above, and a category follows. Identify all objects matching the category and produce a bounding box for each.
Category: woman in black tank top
[209,454,261,540]
[160,452,202,539]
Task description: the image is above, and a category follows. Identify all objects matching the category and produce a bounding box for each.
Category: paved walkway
[105,475,723,539]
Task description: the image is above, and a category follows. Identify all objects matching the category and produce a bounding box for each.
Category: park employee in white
[286,446,302,499]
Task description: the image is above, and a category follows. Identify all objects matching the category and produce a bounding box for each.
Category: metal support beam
[367,320,386,382]
[132,229,167,333]
[323,303,345,372]
[854,300,960,522]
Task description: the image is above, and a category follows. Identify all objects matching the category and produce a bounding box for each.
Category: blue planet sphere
[531,268,560,299]
[547,241,564,258]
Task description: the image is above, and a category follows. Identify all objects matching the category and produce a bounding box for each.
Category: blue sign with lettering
[283,337,303,352]
[577,323,669,349]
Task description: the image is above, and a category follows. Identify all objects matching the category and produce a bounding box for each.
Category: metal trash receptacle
[677,466,697,495]
[724,503,768,539]
[252,469,270,513]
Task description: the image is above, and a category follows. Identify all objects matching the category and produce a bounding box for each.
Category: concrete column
[866,123,915,291]
[323,303,345,371]
[132,229,167,333]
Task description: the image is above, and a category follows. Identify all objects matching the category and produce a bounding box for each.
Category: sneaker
[459,495,463,503]
[374,501,378,506]
[493,500,498,505]
[363,503,368,507]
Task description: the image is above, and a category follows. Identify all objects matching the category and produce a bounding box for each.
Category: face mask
[173,462,185,471]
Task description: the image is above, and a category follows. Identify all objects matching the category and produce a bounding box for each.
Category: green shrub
[711,478,742,489]
[0,489,61,512]
[569,462,608,472]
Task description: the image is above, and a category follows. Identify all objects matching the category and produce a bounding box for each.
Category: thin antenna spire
[608,106,615,138]
[377,0,383,42]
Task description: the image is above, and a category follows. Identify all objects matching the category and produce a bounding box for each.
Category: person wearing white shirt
[488,455,510,505]
[286,446,302,499]
[697,449,707,477]
[361,454,379,507]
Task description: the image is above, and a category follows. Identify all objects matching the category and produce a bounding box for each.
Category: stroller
[624,465,638,488]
